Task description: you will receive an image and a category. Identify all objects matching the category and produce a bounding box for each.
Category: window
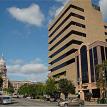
[100,46,105,61]
[104,26,107,29]
[49,5,84,31]
[49,37,82,51]
[89,49,94,82]
[105,32,107,35]
[49,20,85,38]
[77,56,80,84]
[50,49,77,65]
[49,13,72,38]
[49,39,82,58]
[51,58,75,72]
[53,71,66,78]
[93,47,98,81]
[80,45,89,83]
[49,5,71,31]
[49,29,86,44]
[105,47,107,60]
[71,4,84,12]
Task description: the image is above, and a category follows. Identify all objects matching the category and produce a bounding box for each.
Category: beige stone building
[0,56,8,90]
[10,81,32,94]
[48,0,107,98]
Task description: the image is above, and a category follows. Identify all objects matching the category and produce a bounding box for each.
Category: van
[0,96,12,104]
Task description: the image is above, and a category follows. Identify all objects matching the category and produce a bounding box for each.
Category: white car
[0,96,12,104]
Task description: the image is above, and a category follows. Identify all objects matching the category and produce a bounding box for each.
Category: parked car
[26,96,31,99]
[0,96,12,105]
[13,94,19,98]
[58,97,84,107]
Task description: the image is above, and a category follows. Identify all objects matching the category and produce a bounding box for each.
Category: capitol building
[0,56,8,89]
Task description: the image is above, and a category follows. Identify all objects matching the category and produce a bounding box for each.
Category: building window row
[49,17,85,38]
[50,49,77,65]
[49,26,83,51]
[49,12,85,44]
[49,4,84,31]
[49,27,86,45]
[51,58,75,72]
[49,13,85,44]
[49,39,83,58]
[53,71,66,78]
[104,26,107,29]
[70,4,84,12]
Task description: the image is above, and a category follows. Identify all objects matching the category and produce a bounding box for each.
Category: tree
[0,76,3,90]
[18,83,30,97]
[18,83,46,99]
[96,60,107,99]
[3,87,14,94]
[45,78,58,96]
[58,79,75,99]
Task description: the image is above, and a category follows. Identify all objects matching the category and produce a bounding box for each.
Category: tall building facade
[0,56,8,89]
[48,0,107,98]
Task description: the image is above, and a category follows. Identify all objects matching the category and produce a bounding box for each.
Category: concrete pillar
[80,90,85,100]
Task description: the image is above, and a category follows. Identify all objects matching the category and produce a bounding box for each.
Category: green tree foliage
[45,78,58,96]
[18,83,45,98]
[58,79,75,99]
[3,87,14,94]
[0,76,3,90]
[96,60,107,99]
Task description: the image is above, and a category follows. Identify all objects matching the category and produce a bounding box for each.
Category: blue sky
[0,0,107,82]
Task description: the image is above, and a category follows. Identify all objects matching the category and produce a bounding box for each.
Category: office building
[48,0,107,98]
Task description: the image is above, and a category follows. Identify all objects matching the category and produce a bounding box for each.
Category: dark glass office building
[75,41,107,98]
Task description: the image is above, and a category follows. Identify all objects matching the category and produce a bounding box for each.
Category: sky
[0,0,107,82]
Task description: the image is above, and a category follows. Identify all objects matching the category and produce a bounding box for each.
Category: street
[0,98,58,106]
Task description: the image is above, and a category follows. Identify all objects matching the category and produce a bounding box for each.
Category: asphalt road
[0,98,58,107]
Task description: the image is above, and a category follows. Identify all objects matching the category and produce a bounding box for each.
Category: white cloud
[99,0,107,21]
[49,5,64,18]
[7,63,47,74]
[9,59,24,65]
[55,0,69,4]
[7,59,48,82]
[8,72,48,82]
[8,4,45,26]
[55,6,64,16]
[7,59,47,74]
[49,0,69,18]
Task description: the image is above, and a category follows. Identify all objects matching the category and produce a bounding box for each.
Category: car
[26,96,31,99]
[58,98,84,107]
[13,94,19,98]
[0,96,12,105]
